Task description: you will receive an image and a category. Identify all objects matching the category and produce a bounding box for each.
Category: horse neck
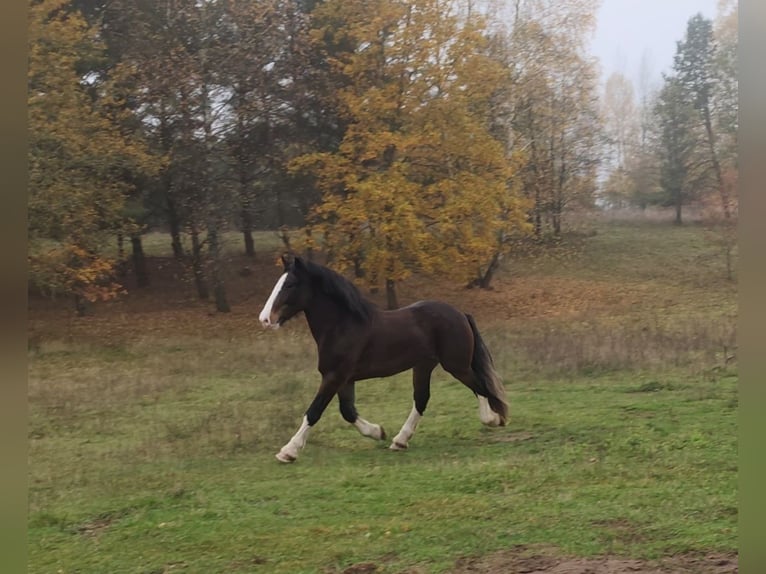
[303,292,348,343]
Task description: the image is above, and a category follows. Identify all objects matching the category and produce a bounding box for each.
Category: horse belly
[353,329,434,380]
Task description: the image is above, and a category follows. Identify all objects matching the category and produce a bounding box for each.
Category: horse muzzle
[259,311,281,329]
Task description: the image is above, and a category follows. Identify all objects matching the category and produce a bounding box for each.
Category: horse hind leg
[390,361,435,450]
[477,395,503,427]
[449,369,503,428]
[338,382,386,441]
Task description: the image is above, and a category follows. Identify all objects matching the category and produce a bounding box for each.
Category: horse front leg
[390,362,435,450]
[338,382,386,441]
[276,373,343,463]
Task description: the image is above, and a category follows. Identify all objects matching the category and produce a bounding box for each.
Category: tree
[295,0,529,306]
[218,0,315,258]
[601,72,639,173]
[673,13,730,218]
[108,0,238,311]
[623,52,663,210]
[712,0,737,165]
[504,0,601,237]
[702,0,738,280]
[654,75,698,225]
[28,0,155,314]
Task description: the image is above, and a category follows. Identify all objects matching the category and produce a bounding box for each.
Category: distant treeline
[28,0,737,312]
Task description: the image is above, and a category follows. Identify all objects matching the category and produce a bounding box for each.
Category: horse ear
[293,256,306,272]
[281,254,293,271]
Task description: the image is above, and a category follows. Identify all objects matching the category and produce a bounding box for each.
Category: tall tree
[712,0,738,173]
[673,13,730,218]
[218,0,307,257]
[295,0,528,307]
[601,72,639,172]
[654,75,698,225]
[28,0,155,314]
[624,52,663,210]
[109,0,237,311]
[703,0,738,280]
[600,71,661,210]
[505,0,602,237]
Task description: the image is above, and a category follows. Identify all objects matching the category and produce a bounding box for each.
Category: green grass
[28,215,738,573]
[137,230,293,258]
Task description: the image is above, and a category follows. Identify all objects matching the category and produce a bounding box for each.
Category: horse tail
[465,314,508,426]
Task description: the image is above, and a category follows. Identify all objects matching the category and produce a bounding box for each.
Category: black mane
[302,260,376,321]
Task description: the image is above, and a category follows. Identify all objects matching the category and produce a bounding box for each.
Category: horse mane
[302,260,376,321]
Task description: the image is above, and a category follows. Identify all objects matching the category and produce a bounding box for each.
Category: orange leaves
[28,0,155,305]
[29,244,124,303]
[295,0,531,287]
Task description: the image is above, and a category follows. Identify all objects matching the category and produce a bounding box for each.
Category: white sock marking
[478,396,501,426]
[354,417,383,440]
[391,403,421,449]
[277,415,311,462]
[259,273,287,328]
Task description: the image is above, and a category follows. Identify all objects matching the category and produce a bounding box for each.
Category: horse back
[352,300,473,380]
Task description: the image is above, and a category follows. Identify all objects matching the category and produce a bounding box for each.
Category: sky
[589,0,719,93]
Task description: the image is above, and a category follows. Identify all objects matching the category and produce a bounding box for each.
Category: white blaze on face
[259,273,287,329]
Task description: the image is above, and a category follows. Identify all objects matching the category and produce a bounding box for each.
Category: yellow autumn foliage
[28,0,158,304]
[294,0,531,288]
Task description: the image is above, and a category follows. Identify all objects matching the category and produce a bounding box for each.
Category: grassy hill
[27,213,738,573]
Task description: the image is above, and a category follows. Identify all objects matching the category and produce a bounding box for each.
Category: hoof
[378,426,387,441]
[389,441,408,451]
[276,451,296,463]
[481,413,504,427]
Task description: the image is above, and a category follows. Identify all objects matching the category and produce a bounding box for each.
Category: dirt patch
[450,548,738,574]
[76,510,128,538]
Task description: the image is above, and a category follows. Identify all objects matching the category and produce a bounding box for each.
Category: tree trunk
[131,233,149,288]
[116,233,127,278]
[534,187,542,237]
[208,225,230,313]
[353,256,364,278]
[478,253,501,289]
[674,200,683,225]
[74,294,89,317]
[191,226,209,300]
[242,207,255,257]
[167,197,184,259]
[279,226,292,253]
[386,279,398,310]
[702,108,730,219]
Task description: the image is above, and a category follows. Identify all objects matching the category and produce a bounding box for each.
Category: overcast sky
[589,0,719,93]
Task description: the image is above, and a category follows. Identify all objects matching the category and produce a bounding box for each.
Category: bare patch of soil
[76,510,129,538]
[340,563,379,574]
[450,547,738,574]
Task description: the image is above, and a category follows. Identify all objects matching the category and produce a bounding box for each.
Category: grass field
[27,213,738,573]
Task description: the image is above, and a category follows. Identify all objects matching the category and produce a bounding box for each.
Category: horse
[259,255,508,463]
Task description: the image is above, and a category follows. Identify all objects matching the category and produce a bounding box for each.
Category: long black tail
[465,314,508,425]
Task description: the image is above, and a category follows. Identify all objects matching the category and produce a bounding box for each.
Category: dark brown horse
[259,256,508,463]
